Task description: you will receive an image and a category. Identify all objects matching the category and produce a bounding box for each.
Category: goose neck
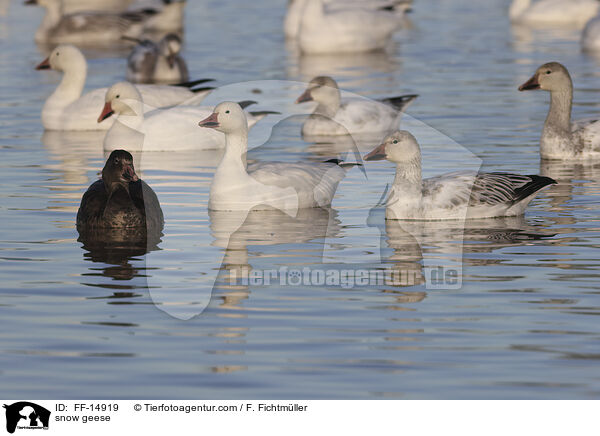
[545,88,573,136]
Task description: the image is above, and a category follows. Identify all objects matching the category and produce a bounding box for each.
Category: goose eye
[392,140,398,144]
[225,110,230,114]
[545,70,551,75]
[116,95,120,99]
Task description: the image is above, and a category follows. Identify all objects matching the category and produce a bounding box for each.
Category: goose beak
[98,102,114,123]
[121,163,139,182]
[364,143,387,161]
[198,112,219,128]
[35,57,50,70]
[519,74,540,91]
[295,88,313,104]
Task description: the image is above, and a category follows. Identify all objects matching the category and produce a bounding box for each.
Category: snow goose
[35,44,212,131]
[296,76,417,136]
[519,61,600,159]
[126,33,189,84]
[509,0,599,28]
[296,0,402,54]
[581,15,600,51]
[25,0,184,44]
[76,149,164,229]
[364,131,556,220]
[99,82,275,152]
[199,102,358,211]
[284,0,411,39]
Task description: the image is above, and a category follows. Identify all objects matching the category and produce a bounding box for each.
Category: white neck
[509,0,531,19]
[541,88,574,158]
[43,58,87,113]
[300,0,324,29]
[315,93,341,118]
[387,156,423,216]
[114,99,145,131]
[36,1,63,40]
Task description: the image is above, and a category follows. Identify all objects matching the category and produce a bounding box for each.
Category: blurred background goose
[284,0,412,39]
[296,0,403,53]
[509,0,599,28]
[25,0,185,44]
[364,131,556,220]
[126,33,189,84]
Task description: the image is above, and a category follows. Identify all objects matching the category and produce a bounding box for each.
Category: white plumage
[198,102,356,211]
[365,131,556,220]
[36,45,211,131]
[295,0,403,54]
[296,76,417,136]
[509,0,599,28]
[519,62,600,160]
[101,83,269,152]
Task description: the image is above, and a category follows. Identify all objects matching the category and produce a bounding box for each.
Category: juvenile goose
[284,0,411,39]
[519,62,600,159]
[509,0,599,28]
[26,0,184,44]
[296,76,417,136]
[100,82,274,151]
[296,0,402,54]
[126,33,189,84]
[199,102,357,211]
[365,131,556,220]
[35,44,212,131]
[77,150,163,229]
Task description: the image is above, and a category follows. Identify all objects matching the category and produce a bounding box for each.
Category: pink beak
[35,57,51,70]
[122,164,139,182]
[295,88,313,104]
[98,102,114,123]
[364,143,387,161]
[198,112,219,128]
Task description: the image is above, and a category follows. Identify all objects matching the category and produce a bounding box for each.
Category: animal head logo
[3,402,51,434]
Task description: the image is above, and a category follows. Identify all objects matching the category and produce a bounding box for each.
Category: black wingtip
[191,86,215,93]
[238,100,258,109]
[249,110,281,117]
[380,94,419,111]
[515,175,557,202]
[174,78,215,88]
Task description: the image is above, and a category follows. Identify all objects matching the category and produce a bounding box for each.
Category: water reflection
[78,226,163,297]
[210,206,342,309]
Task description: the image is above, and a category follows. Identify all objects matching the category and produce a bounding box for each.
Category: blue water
[1,0,600,399]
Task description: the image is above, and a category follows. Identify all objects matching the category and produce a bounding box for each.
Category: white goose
[296,76,417,136]
[284,0,411,39]
[296,0,402,54]
[509,0,599,28]
[581,15,600,51]
[126,33,188,84]
[198,102,358,211]
[36,45,212,131]
[365,131,556,220]
[519,62,600,160]
[25,0,184,44]
[99,82,274,152]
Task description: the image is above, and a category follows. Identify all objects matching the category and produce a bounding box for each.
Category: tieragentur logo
[3,402,50,434]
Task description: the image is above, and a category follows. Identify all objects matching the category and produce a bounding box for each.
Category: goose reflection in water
[209,206,342,309]
[78,223,163,298]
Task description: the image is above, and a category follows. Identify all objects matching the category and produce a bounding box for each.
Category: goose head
[296,76,341,112]
[35,44,85,72]
[365,130,421,164]
[98,82,142,123]
[518,62,573,93]
[198,101,248,134]
[159,33,182,68]
[102,149,139,193]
